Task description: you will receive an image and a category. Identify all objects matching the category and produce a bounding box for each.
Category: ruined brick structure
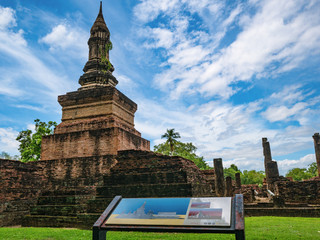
[262,138,280,191]
[0,3,215,228]
[41,2,149,160]
[0,160,43,226]
[1,2,320,229]
[313,133,320,177]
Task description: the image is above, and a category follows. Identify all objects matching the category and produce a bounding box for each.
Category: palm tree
[161,129,181,155]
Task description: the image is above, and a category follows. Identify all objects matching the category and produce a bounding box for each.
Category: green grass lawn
[0,217,319,240]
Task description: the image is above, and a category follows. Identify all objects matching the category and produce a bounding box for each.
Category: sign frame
[92,194,245,240]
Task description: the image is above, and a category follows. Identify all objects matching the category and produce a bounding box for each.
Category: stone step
[96,183,194,198]
[110,158,188,173]
[77,213,101,229]
[245,202,274,208]
[110,164,186,174]
[30,204,87,216]
[23,215,80,228]
[37,195,93,205]
[103,171,187,185]
[41,188,94,196]
[86,197,113,213]
[245,207,320,217]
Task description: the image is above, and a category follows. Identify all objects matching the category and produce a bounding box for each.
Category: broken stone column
[214,158,225,197]
[235,172,241,194]
[313,133,320,177]
[262,138,279,189]
[225,176,233,197]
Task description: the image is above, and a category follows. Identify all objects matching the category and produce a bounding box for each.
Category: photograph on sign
[184,197,232,226]
[105,197,232,227]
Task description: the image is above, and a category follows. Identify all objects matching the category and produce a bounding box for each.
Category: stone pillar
[262,137,272,180]
[225,176,233,197]
[214,158,225,197]
[313,133,320,177]
[235,172,241,194]
[262,138,279,189]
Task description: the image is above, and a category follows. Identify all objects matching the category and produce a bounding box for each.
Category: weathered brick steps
[245,207,320,217]
[86,197,113,213]
[37,195,93,205]
[96,183,204,197]
[30,204,87,216]
[41,188,95,196]
[23,191,96,228]
[23,215,79,228]
[245,202,312,209]
[103,171,188,185]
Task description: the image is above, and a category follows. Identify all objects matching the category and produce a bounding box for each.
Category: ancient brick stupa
[41,2,150,160]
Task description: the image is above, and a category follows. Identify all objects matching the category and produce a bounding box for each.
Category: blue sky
[0,0,319,175]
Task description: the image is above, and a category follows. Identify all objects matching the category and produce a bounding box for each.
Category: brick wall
[0,155,117,226]
[0,159,44,226]
[41,127,150,160]
[275,180,320,204]
[33,155,117,191]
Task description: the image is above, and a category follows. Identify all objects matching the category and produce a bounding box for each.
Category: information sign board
[105,197,232,227]
[93,195,245,240]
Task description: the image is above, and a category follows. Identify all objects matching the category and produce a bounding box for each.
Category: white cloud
[277,154,315,175]
[133,0,180,22]
[0,127,19,155]
[261,85,320,124]
[14,104,44,112]
[135,0,320,99]
[0,6,16,30]
[262,102,307,122]
[133,81,319,174]
[40,23,88,58]
[0,7,73,102]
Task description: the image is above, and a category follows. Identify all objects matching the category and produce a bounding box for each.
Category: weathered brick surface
[41,127,149,160]
[245,207,320,217]
[0,155,117,227]
[0,159,44,226]
[275,180,320,204]
[58,86,137,126]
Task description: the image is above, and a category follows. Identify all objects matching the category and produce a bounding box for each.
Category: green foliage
[223,164,241,180]
[241,170,265,185]
[223,164,265,185]
[161,128,181,155]
[16,119,57,162]
[307,162,317,176]
[285,162,317,181]
[154,140,210,170]
[99,42,113,73]
[0,151,19,160]
[106,41,113,51]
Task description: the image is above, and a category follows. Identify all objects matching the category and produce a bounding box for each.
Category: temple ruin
[41,2,149,161]
[0,2,320,229]
[0,3,214,228]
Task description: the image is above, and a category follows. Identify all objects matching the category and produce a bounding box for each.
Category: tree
[0,151,19,160]
[16,119,57,162]
[154,140,211,170]
[161,128,181,155]
[224,164,241,180]
[285,163,317,181]
[307,162,317,176]
[241,170,265,185]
